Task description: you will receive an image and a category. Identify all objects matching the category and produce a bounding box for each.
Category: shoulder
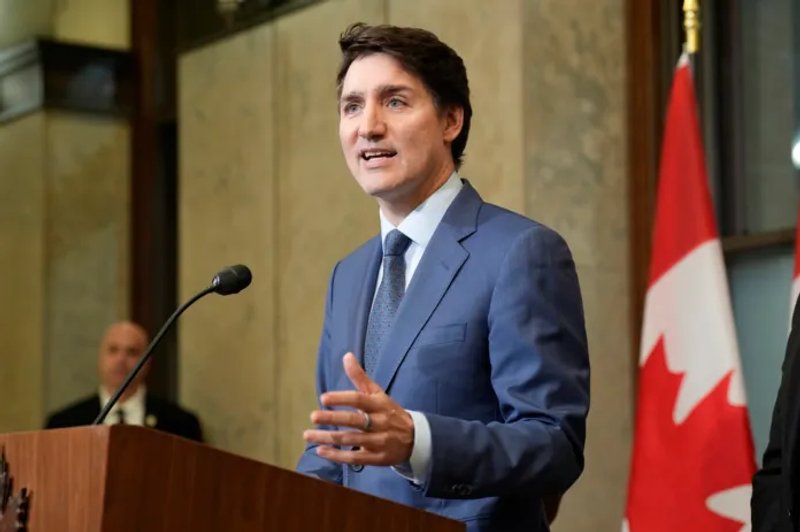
[145,395,204,442]
[477,202,545,234]
[146,395,199,421]
[46,394,100,427]
[472,202,573,265]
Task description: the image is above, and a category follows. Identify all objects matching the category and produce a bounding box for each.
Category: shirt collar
[99,384,146,411]
[379,171,463,248]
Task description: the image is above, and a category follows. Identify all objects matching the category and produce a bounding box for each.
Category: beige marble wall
[179,24,279,463]
[388,0,525,212]
[0,113,46,432]
[272,0,384,466]
[52,0,129,49]
[0,111,129,429]
[179,1,631,530]
[0,2,131,430]
[0,0,128,50]
[0,0,53,48]
[522,2,630,530]
[42,112,131,413]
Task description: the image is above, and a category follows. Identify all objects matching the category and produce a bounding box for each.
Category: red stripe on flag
[648,62,718,285]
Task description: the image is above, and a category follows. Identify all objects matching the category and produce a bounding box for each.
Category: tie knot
[383,230,411,257]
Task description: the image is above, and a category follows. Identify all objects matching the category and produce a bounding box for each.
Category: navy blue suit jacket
[297,182,590,531]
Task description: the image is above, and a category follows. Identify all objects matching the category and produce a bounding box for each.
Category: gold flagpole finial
[683,0,701,54]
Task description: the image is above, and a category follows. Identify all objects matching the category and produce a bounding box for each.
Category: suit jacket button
[348,447,363,472]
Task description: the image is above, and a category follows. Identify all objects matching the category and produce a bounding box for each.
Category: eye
[342,102,361,115]
[387,97,405,109]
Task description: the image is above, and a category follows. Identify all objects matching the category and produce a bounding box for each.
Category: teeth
[363,151,394,160]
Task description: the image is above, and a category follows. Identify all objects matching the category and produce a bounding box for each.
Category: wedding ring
[361,411,372,432]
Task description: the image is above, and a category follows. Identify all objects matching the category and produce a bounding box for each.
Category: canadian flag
[623,54,756,531]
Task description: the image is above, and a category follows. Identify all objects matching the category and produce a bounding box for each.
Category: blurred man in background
[46,320,203,442]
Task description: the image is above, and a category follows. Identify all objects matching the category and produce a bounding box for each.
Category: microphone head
[211,264,252,295]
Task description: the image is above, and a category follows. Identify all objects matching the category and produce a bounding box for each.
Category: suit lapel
[372,183,481,392]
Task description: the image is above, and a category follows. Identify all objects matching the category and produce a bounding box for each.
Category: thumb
[343,353,381,394]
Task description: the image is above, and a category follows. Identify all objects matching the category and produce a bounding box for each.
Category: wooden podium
[0,426,464,531]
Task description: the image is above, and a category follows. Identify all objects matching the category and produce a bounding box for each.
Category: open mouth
[360,149,397,161]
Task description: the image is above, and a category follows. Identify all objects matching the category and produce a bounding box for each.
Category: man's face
[97,323,149,394]
[338,53,462,213]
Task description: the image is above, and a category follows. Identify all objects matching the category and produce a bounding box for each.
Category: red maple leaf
[626,338,756,531]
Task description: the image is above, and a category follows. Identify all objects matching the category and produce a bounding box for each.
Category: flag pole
[683,0,701,55]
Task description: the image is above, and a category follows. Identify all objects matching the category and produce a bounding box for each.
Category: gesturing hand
[303,352,415,466]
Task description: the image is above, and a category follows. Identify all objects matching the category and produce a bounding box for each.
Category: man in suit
[297,23,589,531]
[46,320,203,442]
[752,301,800,530]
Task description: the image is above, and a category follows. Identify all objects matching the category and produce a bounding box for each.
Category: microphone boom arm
[93,285,215,425]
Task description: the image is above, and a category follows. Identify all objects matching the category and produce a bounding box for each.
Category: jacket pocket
[415,323,467,346]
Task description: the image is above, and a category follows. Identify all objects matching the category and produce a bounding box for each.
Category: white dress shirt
[375,171,463,484]
[99,385,147,427]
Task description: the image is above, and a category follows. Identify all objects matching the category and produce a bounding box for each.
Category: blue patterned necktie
[364,229,412,376]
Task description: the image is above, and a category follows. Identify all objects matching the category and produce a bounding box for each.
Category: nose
[358,101,386,141]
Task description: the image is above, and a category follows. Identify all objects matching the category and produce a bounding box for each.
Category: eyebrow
[339,84,414,104]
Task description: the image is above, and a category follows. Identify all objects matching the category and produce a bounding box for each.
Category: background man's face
[97,322,149,394]
[338,53,459,209]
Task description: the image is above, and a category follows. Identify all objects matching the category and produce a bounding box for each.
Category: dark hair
[337,23,472,170]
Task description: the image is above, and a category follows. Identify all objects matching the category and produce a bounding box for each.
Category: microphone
[211,264,252,295]
[93,264,253,425]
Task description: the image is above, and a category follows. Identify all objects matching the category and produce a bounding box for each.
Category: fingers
[303,352,413,467]
[307,432,410,466]
[343,352,381,394]
[303,428,386,449]
[310,407,374,430]
[304,430,399,466]
[315,445,392,466]
[316,353,383,409]
[319,390,381,411]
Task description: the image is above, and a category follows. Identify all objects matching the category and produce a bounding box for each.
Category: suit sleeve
[751,298,800,530]
[424,226,589,499]
[296,262,344,484]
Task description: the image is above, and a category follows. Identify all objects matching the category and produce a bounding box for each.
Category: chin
[357,176,400,198]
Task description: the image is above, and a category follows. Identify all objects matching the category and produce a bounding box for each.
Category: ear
[442,105,464,143]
